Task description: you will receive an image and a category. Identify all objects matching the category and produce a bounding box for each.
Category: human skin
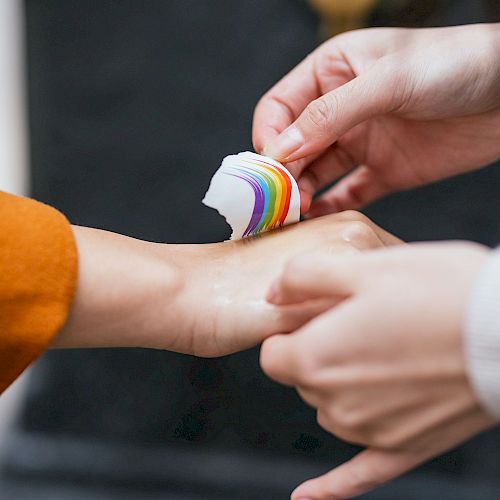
[261,242,495,500]
[253,24,500,214]
[52,211,400,356]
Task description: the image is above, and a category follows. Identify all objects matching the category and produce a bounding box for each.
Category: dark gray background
[1,1,499,498]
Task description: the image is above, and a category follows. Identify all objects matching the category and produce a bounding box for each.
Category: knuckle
[314,50,341,80]
[337,209,369,223]
[318,404,365,432]
[304,97,336,132]
[293,352,320,385]
[371,430,406,449]
[342,221,378,248]
[333,408,365,432]
[297,365,322,388]
[345,220,374,238]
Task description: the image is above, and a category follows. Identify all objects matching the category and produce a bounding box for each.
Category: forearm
[52,211,400,356]
[52,226,185,349]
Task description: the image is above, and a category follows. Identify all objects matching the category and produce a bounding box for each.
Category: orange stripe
[258,159,292,226]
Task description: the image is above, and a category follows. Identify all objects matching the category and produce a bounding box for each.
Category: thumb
[267,254,363,306]
[291,448,424,500]
[263,59,398,164]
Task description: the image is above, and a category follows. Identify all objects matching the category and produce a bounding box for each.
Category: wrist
[52,226,185,350]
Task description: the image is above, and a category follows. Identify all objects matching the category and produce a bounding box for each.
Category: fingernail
[263,126,304,161]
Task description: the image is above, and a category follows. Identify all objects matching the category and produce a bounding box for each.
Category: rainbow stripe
[226,156,294,237]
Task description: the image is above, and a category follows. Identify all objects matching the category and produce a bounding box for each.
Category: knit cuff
[0,192,78,393]
[465,249,500,420]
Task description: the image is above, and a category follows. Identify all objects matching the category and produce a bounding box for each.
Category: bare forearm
[51,212,397,356]
[52,225,183,349]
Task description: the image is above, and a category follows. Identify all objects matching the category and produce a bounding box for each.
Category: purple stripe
[227,171,265,236]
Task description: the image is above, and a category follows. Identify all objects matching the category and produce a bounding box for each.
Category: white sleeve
[465,249,500,420]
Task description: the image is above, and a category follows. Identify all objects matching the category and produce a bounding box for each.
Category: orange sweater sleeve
[0,191,78,393]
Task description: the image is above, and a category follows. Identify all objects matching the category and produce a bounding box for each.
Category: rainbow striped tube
[226,156,294,237]
[203,152,300,240]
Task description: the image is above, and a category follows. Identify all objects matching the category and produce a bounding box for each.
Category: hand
[53,212,399,356]
[253,24,500,215]
[261,242,495,499]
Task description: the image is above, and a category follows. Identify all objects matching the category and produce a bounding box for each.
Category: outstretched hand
[54,212,399,357]
[172,211,400,356]
[261,242,495,499]
[253,24,500,215]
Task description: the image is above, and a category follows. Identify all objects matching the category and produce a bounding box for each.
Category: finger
[260,300,359,387]
[252,54,319,154]
[284,152,324,214]
[308,166,395,216]
[300,189,313,215]
[285,153,323,179]
[267,254,362,306]
[253,39,355,158]
[260,334,302,387]
[296,386,324,409]
[291,447,425,500]
[296,145,356,202]
[262,59,397,164]
[273,297,339,340]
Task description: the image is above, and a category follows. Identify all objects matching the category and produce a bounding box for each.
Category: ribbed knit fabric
[465,249,500,420]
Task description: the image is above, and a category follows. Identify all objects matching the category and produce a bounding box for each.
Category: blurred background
[0,1,499,498]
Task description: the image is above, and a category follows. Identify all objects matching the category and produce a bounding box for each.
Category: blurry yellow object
[309,0,377,37]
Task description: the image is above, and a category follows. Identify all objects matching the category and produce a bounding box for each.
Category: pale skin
[252,22,500,500]
[53,211,398,357]
[263,243,495,499]
[48,22,500,498]
[253,23,500,214]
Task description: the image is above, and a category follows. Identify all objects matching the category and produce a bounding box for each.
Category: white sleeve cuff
[465,248,500,420]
